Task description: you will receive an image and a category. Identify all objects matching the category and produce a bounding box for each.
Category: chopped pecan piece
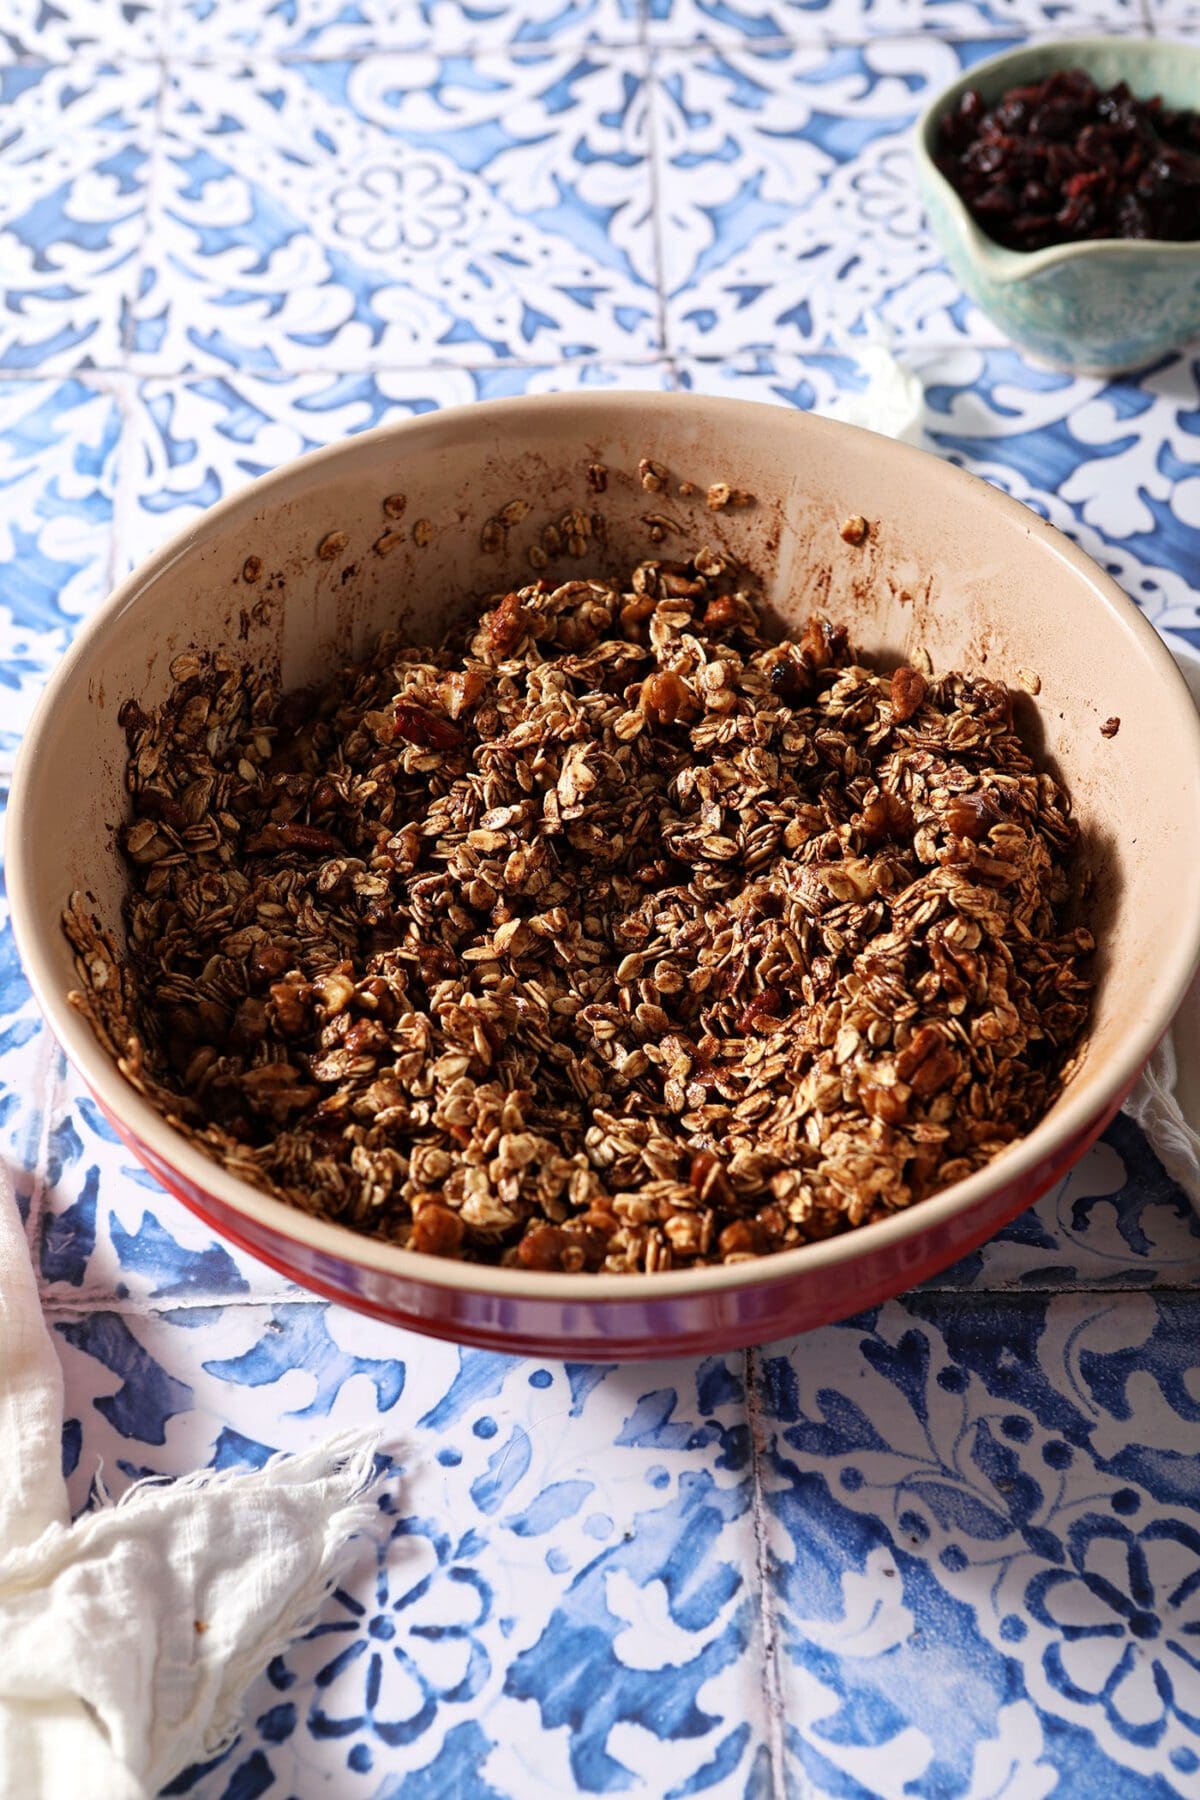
[410,1202,465,1257]
[800,616,847,670]
[702,594,741,631]
[639,670,689,725]
[890,666,927,723]
[861,790,914,845]
[484,591,529,657]
[944,789,1001,840]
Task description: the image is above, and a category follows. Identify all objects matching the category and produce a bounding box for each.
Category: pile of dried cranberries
[935,67,1200,251]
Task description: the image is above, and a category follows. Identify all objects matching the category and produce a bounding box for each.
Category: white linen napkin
[819,320,926,445]
[0,1162,383,1800]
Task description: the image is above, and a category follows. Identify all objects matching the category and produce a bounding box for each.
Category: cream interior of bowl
[14,392,1200,1292]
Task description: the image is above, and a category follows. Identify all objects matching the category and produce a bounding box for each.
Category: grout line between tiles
[747,1344,792,1800]
[0,16,1156,79]
[0,36,645,71]
[40,1288,320,1318]
[3,339,1031,388]
[35,1278,1200,1317]
[159,0,177,63]
[644,19,1155,50]
[0,29,991,71]
[106,374,142,598]
[118,47,171,369]
[145,37,649,75]
[642,44,673,362]
[3,355,681,384]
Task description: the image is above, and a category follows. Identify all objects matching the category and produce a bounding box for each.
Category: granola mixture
[65,549,1093,1273]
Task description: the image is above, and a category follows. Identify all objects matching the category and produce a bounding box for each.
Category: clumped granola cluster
[66,545,1092,1273]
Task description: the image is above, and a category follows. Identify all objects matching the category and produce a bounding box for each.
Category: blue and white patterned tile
[128,54,659,377]
[30,1052,303,1305]
[646,0,1151,46]
[925,1120,1200,1292]
[919,346,1200,644]
[0,0,162,63]
[115,360,675,568]
[758,1291,1200,1798]
[0,374,121,755]
[1150,8,1200,31]
[50,1301,765,1797]
[0,63,156,373]
[0,788,60,1243]
[654,38,1018,359]
[172,0,640,59]
[677,345,879,414]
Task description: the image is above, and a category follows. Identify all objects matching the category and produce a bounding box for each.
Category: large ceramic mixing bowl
[10,393,1200,1357]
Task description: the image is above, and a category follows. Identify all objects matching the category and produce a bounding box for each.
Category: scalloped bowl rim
[914,35,1200,286]
[10,392,1200,1307]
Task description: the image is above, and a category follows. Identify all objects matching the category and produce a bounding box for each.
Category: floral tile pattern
[644,0,1151,45]
[171,0,642,59]
[53,1300,764,1797]
[0,0,161,63]
[0,374,121,753]
[919,347,1200,647]
[759,1292,1200,1796]
[128,52,659,375]
[0,61,156,372]
[653,38,1021,358]
[4,0,1200,1795]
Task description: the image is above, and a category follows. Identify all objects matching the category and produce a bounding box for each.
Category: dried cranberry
[769,655,812,703]
[935,69,1200,252]
[392,701,463,751]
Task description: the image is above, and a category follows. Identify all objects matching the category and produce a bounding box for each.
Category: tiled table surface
[4,0,1200,1794]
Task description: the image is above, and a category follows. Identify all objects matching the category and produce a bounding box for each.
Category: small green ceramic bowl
[915,37,1200,376]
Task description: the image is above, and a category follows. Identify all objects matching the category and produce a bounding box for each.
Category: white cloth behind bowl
[0,1161,382,1800]
[817,321,926,445]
